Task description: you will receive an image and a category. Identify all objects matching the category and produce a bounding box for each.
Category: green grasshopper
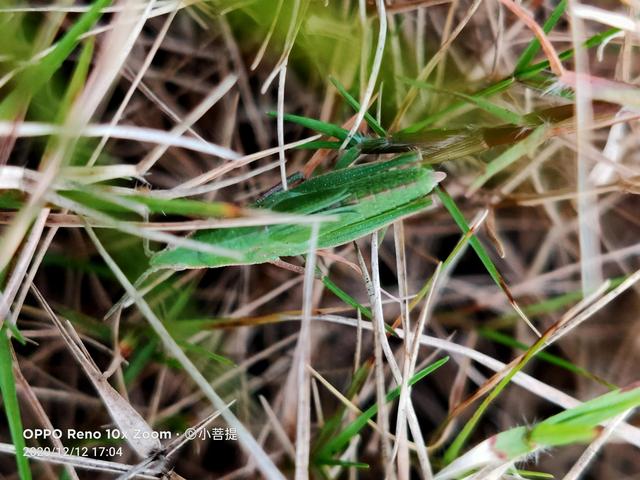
[151,100,619,271]
[151,153,445,270]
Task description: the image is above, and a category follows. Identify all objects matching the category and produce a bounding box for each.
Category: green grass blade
[516,27,620,81]
[318,357,449,458]
[402,27,619,133]
[439,383,640,479]
[403,78,516,132]
[54,38,95,124]
[316,458,369,469]
[267,111,353,141]
[513,0,568,73]
[177,340,236,367]
[43,38,95,166]
[435,183,538,334]
[0,0,111,119]
[483,277,625,332]
[60,189,243,218]
[540,385,640,428]
[444,271,623,464]
[329,76,387,137]
[478,328,615,388]
[312,362,372,457]
[434,186,503,290]
[123,338,158,385]
[444,332,543,463]
[322,276,372,319]
[0,327,32,480]
[0,191,24,209]
[165,281,198,321]
[397,204,479,329]
[399,78,527,126]
[295,140,344,150]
